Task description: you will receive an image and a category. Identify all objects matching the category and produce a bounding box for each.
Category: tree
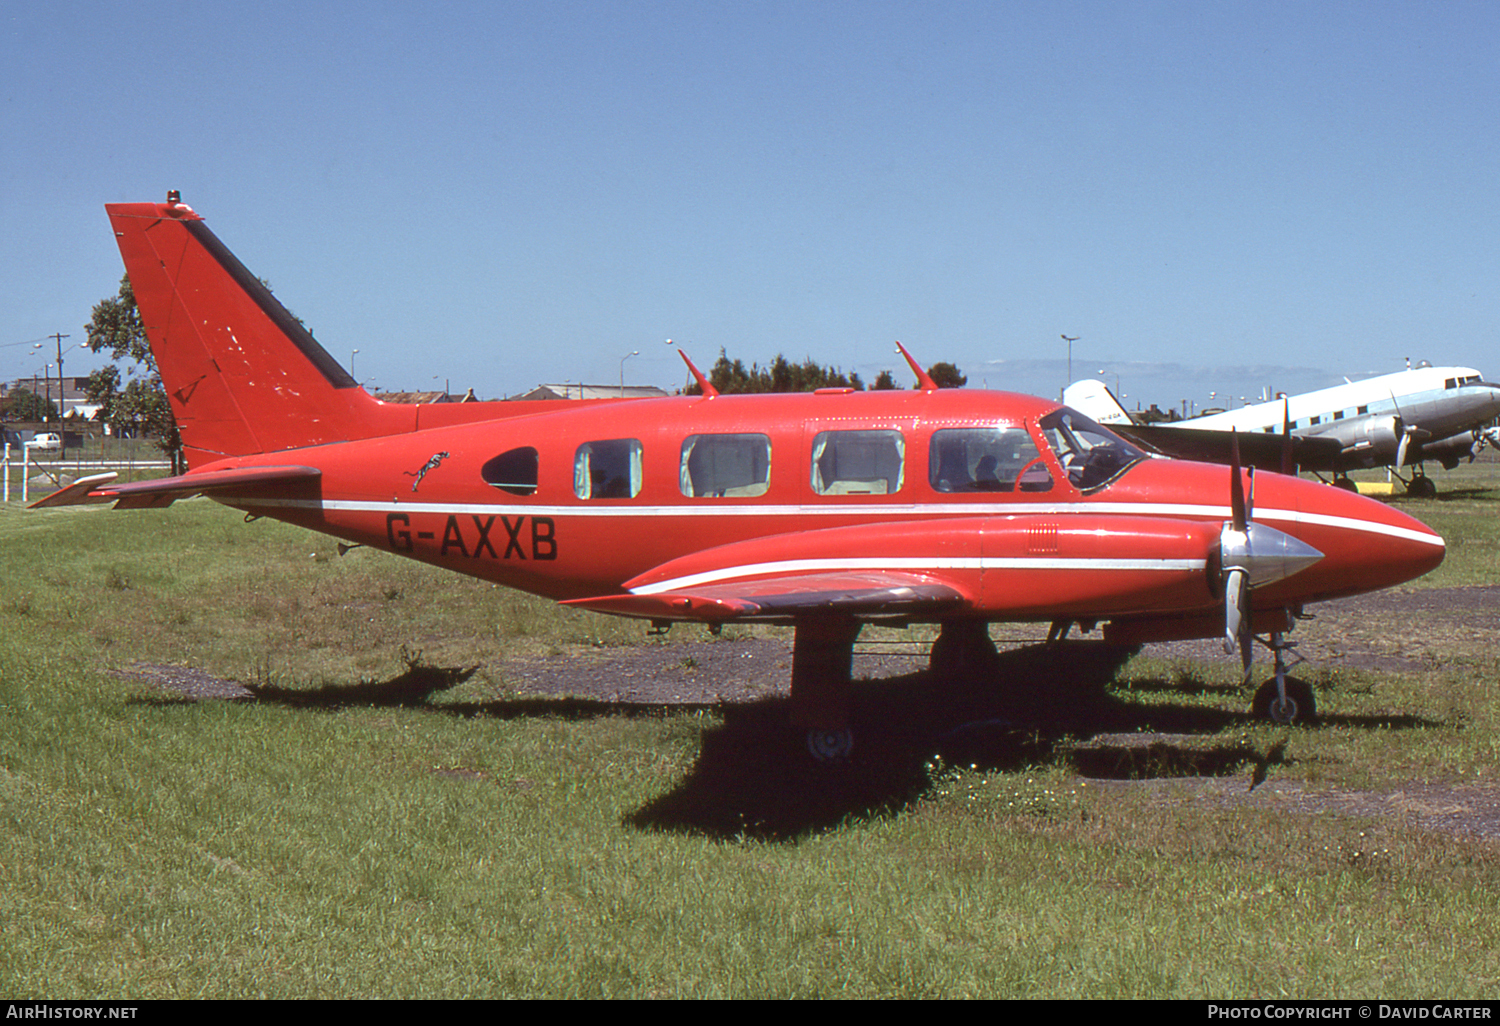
[686,349,866,395]
[84,275,183,471]
[871,369,900,390]
[927,361,968,388]
[4,387,58,422]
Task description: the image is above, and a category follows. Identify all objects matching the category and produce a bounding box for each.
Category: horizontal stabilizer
[27,472,121,508]
[30,465,320,509]
[564,570,968,623]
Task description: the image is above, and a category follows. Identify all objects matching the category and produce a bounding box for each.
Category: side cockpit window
[929,427,1052,493]
[1038,408,1146,493]
[681,433,771,497]
[575,439,642,499]
[481,447,538,496]
[811,429,904,495]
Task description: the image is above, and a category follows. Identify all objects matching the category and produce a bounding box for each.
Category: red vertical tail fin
[106,197,410,467]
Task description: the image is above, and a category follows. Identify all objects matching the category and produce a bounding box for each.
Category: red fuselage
[193,387,1443,632]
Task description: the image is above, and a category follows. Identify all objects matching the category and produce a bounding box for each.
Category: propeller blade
[1223,567,1253,682]
[1239,590,1254,686]
[1223,567,1246,654]
[1388,389,1414,467]
[1225,429,1258,682]
[1229,429,1247,533]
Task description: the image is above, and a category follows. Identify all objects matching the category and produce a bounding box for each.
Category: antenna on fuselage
[671,341,719,398]
[894,340,939,391]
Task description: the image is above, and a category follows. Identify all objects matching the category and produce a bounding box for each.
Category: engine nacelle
[1315,415,1400,465]
[1416,430,1480,470]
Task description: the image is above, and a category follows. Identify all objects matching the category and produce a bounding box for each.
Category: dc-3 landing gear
[1329,472,1437,497]
[1382,465,1438,498]
[1404,472,1438,498]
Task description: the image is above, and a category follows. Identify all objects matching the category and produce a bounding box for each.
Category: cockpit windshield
[1038,407,1147,492]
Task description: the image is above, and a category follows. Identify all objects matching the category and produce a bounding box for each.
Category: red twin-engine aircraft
[41,194,1445,758]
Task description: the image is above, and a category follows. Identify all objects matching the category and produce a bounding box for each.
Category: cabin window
[680,433,771,497]
[574,438,642,499]
[481,447,539,496]
[1446,378,1458,389]
[1038,409,1146,492]
[1310,415,1321,425]
[1357,405,1368,414]
[929,427,1050,493]
[810,430,904,495]
[1333,411,1344,420]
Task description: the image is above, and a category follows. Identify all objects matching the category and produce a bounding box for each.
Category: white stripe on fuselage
[233,496,1444,548]
[628,556,1209,596]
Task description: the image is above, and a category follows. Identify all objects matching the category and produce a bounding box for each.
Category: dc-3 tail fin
[106,195,403,467]
[1061,379,1134,426]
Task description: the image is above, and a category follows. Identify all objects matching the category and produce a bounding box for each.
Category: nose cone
[1253,474,1445,603]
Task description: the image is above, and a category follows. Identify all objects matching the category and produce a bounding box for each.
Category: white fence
[2,443,171,503]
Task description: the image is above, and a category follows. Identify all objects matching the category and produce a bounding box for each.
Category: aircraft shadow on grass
[131,642,1439,842]
[621,644,1439,841]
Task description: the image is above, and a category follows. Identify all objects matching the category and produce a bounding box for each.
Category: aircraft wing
[29,466,321,509]
[564,570,969,623]
[1114,424,1346,473]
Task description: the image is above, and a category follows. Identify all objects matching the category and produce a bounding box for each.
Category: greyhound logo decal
[405,451,451,492]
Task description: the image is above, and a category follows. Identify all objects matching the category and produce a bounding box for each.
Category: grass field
[3,462,1500,998]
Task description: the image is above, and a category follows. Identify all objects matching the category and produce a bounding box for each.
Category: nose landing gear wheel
[1252,675,1316,724]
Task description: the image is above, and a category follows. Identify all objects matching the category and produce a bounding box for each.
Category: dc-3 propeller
[1218,430,1325,723]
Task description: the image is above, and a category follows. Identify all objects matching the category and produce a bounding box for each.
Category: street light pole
[1060,335,1079,399]
[619,350,639,397]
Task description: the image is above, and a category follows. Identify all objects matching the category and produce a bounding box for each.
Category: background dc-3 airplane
[38,194,1446,758]
[1064,366,1500,497]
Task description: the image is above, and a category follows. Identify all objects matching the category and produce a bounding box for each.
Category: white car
[23,433,60,451]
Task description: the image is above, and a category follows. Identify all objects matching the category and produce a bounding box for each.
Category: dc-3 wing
[29,466,321,510]
[1114,423,1345,473]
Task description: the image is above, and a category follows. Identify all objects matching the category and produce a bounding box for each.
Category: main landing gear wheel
[1406,476,1437,498]
[1332,477,1359,493]
[1252,676,1316,725]
[806,727,854,763]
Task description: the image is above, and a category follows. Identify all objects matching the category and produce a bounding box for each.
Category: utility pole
[49,333,69,457]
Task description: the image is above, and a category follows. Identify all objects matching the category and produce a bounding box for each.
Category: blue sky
[4,1,1498,410]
